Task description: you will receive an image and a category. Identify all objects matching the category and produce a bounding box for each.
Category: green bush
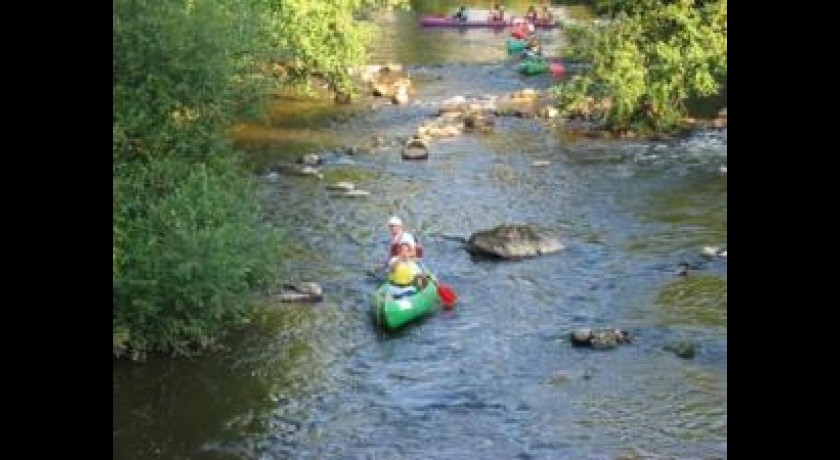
[113,0,281,357]
[114,0,405,357]
[269,0,408,94]
[552,0,727,133]
[113,155,285,356]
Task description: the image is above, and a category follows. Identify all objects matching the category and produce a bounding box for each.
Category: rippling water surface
[114,5,726,460]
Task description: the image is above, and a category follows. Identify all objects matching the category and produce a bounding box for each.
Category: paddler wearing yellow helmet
[389,260,417,286]
[387,256,423,298]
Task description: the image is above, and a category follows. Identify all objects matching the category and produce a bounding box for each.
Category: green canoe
[518,57,549,76]
[506,38,527,55]
[372,272,442,330]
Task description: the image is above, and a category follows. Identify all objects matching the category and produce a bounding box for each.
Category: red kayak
[510,27,530,39]
[420,15,559,28]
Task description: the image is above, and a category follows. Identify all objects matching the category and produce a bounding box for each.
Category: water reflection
[113,304,347,460]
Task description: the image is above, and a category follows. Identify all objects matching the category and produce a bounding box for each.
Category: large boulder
[467,224,565,259]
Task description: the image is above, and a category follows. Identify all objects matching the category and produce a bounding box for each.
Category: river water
[113,4,727,459]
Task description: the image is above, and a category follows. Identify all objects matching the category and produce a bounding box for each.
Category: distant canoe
[507,37,527,55]
[420,15,560,29]
[372,272,442,330]
[519,57,549,76]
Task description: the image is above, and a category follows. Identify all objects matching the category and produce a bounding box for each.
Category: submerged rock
[544,370,573,384]
[664,340,696,359]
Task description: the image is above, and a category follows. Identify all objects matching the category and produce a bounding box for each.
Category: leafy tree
[553,0,726,133]
[268,0,408,94]
[113,0,402,358]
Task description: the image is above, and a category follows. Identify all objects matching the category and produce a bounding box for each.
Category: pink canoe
[420,15,560,29]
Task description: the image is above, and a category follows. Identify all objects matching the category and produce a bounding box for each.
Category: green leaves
[114,154,285,357]
[554,0,727,133]
[114,0,282,357]
[270,0,379,92]
[113,0,410,357]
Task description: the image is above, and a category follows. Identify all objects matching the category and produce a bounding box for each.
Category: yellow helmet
[389,262,414,285]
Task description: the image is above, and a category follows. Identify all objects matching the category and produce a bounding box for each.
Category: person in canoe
[386,215,424,263]
[453,5,469,22]
[509,17,533,37]
[389,239,419,265]
[540,4,554,23]
[525,4,538,23]
[390,240,425,276]
[489,2,505,21]
[521,36,543,60]
[387,244,426,298]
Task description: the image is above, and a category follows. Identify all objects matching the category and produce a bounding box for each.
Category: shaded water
[114,4,726,459]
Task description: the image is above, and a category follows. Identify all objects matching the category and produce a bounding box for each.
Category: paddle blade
[437,283,457,310]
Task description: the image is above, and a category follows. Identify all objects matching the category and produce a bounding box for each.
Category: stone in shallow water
[277,282,323,303]
[402,137,429,160]
[297,166,323,179]
[298,153,322,166]
[571,328,592,343]
[326,181,355,191]
[570,328,632,349]
[701,246,727,259]
[341,189,370,197]
[545,370,572,384]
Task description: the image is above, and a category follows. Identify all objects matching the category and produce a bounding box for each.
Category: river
[113,3,727,459]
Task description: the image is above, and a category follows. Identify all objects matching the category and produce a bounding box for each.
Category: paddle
[367,263,386,278]
[412,260,457,310]
[436,281,457,310]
